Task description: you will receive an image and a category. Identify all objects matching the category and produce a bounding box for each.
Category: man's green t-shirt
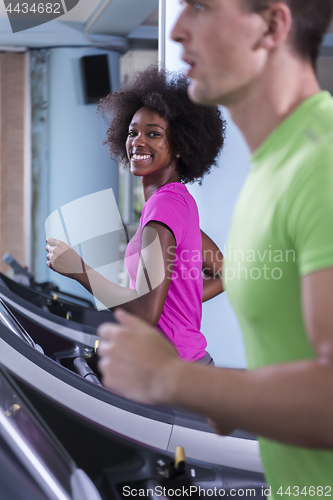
[224,92,333,496]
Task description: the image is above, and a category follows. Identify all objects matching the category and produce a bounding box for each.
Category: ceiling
[0,0,99,23]
[0,0,158,50]
[0,1,332,54]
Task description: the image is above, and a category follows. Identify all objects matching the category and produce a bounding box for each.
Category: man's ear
[256,2,292,51]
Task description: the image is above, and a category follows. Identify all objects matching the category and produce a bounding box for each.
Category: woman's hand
[46,237,84,279]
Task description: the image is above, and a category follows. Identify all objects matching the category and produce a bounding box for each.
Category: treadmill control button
[156,459,175,480]
[158,468,172,479]
[5,404,21,418]
[174,446,186,474]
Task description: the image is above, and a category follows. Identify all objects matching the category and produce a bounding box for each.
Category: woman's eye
[128,131,136,137]
[148,132,160,137]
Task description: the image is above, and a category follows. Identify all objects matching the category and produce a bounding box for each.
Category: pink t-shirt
[125,182,207,361]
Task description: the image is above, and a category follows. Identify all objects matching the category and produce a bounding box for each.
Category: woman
[46,67,225,363]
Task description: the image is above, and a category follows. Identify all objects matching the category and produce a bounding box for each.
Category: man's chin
[187,80,219,107]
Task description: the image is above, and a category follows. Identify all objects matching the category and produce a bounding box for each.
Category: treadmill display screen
[0,368,74,500]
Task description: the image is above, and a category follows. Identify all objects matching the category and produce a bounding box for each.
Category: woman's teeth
[132,154,152,160]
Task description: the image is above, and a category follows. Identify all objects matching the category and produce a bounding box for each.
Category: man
[98,0,333,495]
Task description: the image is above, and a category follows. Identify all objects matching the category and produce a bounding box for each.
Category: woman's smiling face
[126,106,177,179]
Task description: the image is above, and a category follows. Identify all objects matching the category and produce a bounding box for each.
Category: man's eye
[193,2,205,11]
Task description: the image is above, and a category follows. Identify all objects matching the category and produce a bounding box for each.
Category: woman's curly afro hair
[98,66,226,185]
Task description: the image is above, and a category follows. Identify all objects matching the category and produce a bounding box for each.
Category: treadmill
[0,363,102,500]
[0,271,115,330]
[0,361,267,499]
[0,296,265,482]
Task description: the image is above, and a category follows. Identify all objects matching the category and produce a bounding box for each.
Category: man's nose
[171,8,187,44]
[132,133,146,147]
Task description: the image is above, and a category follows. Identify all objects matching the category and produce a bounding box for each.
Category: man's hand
[98,309,181,404]
[46,237,84,278]
[207,418,234,436]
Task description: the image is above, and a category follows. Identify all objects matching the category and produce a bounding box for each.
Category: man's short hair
[242,0,333,67]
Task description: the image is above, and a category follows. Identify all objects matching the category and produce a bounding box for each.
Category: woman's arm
[119,220,176,324]
[46,220,176,325]
[201,230,223,302]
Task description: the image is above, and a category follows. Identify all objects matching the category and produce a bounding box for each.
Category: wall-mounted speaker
[81,54,112,105]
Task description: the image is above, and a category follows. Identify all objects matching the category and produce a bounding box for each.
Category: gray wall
[33,47,120,300]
